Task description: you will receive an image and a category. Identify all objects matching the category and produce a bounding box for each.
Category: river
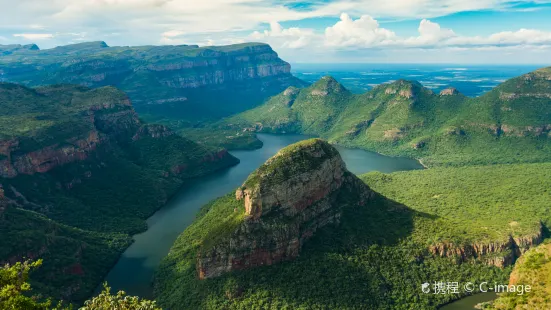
[440,292,498,309]
[102,133,423,298]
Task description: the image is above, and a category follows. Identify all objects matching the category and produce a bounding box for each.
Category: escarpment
[429,226,544,268]
[0,82,239,302]
[196,139,373,279]
[0,42,307,122]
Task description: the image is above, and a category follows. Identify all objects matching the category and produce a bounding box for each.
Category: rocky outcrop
[429,224,544,267]
[1,131,101,178]
[132,124,175,141]
[309,76,348,97]
[0,91,138,178]
[439,87,460,96]
[197,139,373,279]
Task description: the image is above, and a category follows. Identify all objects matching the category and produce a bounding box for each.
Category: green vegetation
[361,163,551,246]
[155,154,551,309]
[0,83,238,304]
[207,67,551,166]
[0,42,307,125]
[0,259,160,310]
[0,260,55,309]
[483,240,551,309]
[81,283,161,310]
[243,138,339,189]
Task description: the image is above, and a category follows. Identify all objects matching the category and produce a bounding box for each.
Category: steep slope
[0,42,307,125]
[485,241,551,309]
[213,66,551,166]
[152,141,551,309]
[0,83,238,303]
[155,139,373,307]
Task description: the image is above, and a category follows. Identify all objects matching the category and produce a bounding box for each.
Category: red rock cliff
[197,139,373,279]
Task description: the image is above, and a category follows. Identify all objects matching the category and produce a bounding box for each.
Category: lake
[102,133,423,298]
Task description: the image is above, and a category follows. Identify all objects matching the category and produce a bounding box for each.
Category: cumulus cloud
[324,13,396,47]
[1,0,550,49]
[403,19,456,46]
[320,14,551,49]
[13,33,54,40]
[251,22,317,49]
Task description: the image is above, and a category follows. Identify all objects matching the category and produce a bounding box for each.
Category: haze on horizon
[1,0,551,64]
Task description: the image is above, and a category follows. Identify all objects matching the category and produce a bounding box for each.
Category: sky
[1,0,551,64]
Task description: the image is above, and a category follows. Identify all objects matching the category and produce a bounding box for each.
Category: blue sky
[1,0,551,64]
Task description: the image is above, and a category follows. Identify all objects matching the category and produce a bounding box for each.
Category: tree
[0,259,53,309]
[81,283,161,310]
[1,259,161,310]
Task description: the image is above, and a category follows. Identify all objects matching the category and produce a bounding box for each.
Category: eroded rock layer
[197,139,372,279]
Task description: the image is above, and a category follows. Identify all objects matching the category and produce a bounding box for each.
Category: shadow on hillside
[173,191,442,309]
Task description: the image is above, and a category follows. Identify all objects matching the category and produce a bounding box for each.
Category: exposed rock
[429,224,544,267]
[197,139,373,279]
[439,87,460,96]
[384,128,404,140]
[132,124,175,141]
[399,89,414,99]
[310,76,347,96]
[499,92,551,101]
[1,131,101,178]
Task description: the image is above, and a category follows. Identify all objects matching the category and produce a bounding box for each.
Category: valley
[102,133,423,298]
[0,40,550,310]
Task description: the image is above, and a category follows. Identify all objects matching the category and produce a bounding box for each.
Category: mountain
[154,139,551,309]
[155,139,373,307]
[0,42,307,126]
[211,67,551,167]
[0,82,238,303]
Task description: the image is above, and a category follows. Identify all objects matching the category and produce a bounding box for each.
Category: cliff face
[0,42,307,123]
[429,227,544,268]
[196,139,372,279]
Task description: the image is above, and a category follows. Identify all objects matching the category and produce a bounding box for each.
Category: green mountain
[0,82,238,303]
[0,42,307,126]
[211,67,551,166]
[155,139,551,309]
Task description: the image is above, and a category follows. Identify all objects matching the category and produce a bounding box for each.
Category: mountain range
[0,41,306,126]
[210,67,551,167]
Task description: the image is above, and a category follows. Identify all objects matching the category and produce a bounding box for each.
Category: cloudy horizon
[2,0,551,64]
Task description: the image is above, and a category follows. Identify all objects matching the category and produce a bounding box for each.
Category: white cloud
[403,19,456,46]
[251,22,317,49]
[324,13,397,47]
[1,0,550,50]
[13,33,54,40]
[320,14,551,49]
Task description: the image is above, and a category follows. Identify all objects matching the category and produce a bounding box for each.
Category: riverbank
[100,133,423,298]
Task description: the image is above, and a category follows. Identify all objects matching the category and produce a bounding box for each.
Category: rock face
[439,87,460,96]
[0,42,307,122]
[429,225,544,267]
[197,139,372,279]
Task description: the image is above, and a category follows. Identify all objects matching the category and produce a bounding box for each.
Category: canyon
[0,42,307,124]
